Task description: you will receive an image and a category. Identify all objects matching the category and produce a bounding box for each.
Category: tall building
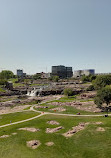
[17,69,26,77]
[17,69,23,77]
[66,67,73,78]
[52,65,73,78]
[74,69,95,78]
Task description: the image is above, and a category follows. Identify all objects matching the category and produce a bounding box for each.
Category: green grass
[57,96,76,102]
[49,96,93,103]
[0,96,18,102]
[0,87,5,92]
[33,96,96,115]
[30,83,48,86]
[0,115,111,158]
[8,78,18,83]
[13,82,25,87]
[24,106,31,110]
[0,111,39,126]
[34,103,95,115]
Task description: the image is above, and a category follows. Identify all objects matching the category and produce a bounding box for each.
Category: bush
[49,76,59,82]
[64,88,73,97]
[86,85,95,91]
[0,70,14,79]
[94,86,111,112]
[0,79,7,85]
[93,75,111,90]
[81,74,97,82]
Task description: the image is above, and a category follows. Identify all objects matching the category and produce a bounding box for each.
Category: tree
[81,74,96,82]
[0,79,7,85]
[64,88,73,97]
[0,70,14,79]
[86,85,95,91]
[49,76,59,82]
[53,76,59,82]
[33,74,41,80]
[93,75,111,90]
[94,86,111,114]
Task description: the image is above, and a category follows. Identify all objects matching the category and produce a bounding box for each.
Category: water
[26,85,50,96]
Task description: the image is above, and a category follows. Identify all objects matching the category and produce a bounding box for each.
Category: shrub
[64,88,73,97]
[86,85,95,91]
[0,79,7,85]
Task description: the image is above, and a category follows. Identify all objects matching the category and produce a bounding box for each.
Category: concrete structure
[74,69,95,78]
[52,65,73,78]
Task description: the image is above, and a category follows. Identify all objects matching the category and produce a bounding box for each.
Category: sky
[0,0,111,74]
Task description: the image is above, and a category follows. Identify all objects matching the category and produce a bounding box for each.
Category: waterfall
[26,85,51,97]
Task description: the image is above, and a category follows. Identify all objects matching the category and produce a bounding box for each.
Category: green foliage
[33,74,41,80]
[8,78,18,83]
[94,86,111,109]
[93,75,111,90]
[63,88,73,97]
[0,79,7,85]
[53,76,59,82]
[0,87,6,92]
[94,96,103,108]
[49,76,59,82]
[24,79,31,84]
[81,74,96,82]
[0,70,14,79]
[86,85,95,91]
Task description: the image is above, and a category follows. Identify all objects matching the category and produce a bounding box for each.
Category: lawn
[33,96,102,115]
[0,111,40,126]
[0,115,111,158]
[34,103,95,115]
[13,82,25,87]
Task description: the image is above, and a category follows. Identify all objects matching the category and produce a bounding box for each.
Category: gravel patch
[0,135,10,138]
[47,120,60,125]
[18,127,40,132]
[96,127,105,132]
[63,122,89,138]
[26,140,41,149]
[46,126,63,133]
[45,142,54,146]
[50,107,66,112]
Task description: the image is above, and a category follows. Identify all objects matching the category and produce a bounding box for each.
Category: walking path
[0,113,44,128]
[0,95,110,129]
[0,110,109,129]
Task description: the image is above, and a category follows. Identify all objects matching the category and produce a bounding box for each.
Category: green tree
[53,76,59,82]
[64,88,73,97]
[49,76,59,82]
[0,79,7,85]
[93,75,111,90]
[33,74,41,80]
[86,85,95,91]
[0,70,14,79]
[81,74,96,82]
[94,86,111,114]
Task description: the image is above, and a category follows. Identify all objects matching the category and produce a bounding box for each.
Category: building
[74,69,95,78]
[17,69,26,78]
[66,67,73,78]
[52,65,73,78]
[41,72,51,79]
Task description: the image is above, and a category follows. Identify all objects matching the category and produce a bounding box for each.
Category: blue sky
[0,0,111,74]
